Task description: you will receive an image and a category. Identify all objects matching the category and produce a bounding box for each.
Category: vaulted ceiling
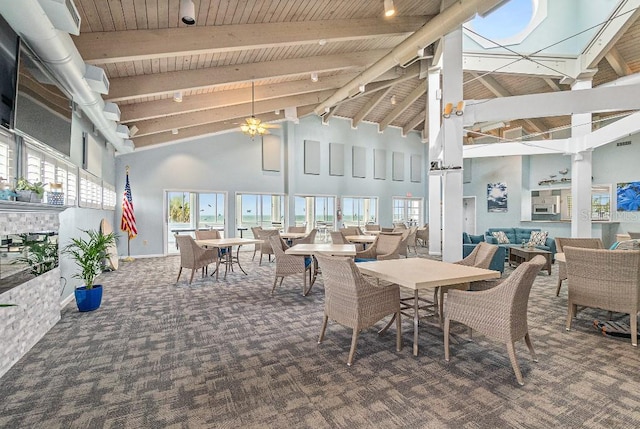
[68,0,640,150]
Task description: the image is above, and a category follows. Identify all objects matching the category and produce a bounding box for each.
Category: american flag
[120,171,137,239]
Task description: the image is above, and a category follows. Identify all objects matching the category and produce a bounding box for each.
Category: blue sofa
[484,227,557,260]
[462,233,507,275]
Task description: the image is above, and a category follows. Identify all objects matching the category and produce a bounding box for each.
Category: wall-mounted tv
[0,14,19,130]
[13,40,73,157]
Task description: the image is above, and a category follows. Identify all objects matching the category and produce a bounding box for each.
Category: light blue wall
[115,117,427,257]
[464,132,640,243]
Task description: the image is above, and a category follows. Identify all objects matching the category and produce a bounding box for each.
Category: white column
[428,67,442,256]
[441,28,464,262]
[570,78,593,237]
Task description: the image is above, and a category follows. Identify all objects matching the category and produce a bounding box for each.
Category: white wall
[115,117,427,257]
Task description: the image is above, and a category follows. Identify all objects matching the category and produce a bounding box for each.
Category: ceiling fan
[240,81,279,139]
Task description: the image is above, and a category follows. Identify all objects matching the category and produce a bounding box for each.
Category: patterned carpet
[1,248,639,428]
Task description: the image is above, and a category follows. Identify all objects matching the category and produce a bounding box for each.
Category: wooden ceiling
[69,0,640,149]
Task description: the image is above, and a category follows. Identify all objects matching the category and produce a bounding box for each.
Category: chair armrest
[545,237,557,255]
[356,245,377,259]
[485,235,498,244]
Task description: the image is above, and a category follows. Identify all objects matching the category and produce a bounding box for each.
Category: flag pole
[122,165,135,262]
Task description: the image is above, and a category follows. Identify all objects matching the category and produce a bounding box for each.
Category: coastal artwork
[616,181,640,211]
[487,182,508,213]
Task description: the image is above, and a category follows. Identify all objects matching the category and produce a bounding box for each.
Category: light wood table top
[345,235,377,244]
[357,258,500,291]
[196,238,261,247]
[280,232,308,240]
[286,243,356,256]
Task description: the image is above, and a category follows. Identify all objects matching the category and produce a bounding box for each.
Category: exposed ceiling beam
[119,73,363,123]
[133,107,316,148]
[76,17,429,65]
[605,46,632,77]
[322,107,337,124]
[581,0,640,68]
[132,90,335,137]
[379,82,426,131]
[469,71,552,136]
[543,78,561,91]
[402,109,427,136]
[313,0,504,115]
[106,49,388,102]
[358,62,421,95]
[352,87,392,128]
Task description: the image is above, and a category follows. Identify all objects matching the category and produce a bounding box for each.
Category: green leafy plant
[62,229,117,289]
[12,235,59,276]
[15,178,45,198]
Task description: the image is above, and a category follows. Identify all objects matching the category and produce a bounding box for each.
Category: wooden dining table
[357,258,500,356]
[196,237,261,279]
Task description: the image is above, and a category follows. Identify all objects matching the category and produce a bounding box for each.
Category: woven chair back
[194,230,220,240]
[555,237,603,252]
[376,234,402,257]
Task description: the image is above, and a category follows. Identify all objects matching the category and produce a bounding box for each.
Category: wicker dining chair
[250,226,262,260]
[269,236,312,295]
[175,234,218,284]
[315,254,402,366]
[397,229,412,258]
[355,234,402,261]
[564,247,640,346]
[554,238,604,296]
[628,232,640,239]
[257,229,280,265]
[444,255,545,386]
[292,228,317,245]
[194,229,221,240]
[330,231,347,244]
[416,224,429,247]
[287,226,307,233]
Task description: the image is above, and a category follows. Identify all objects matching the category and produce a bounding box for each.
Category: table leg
[413,289,420,356]
[234,245,249,275]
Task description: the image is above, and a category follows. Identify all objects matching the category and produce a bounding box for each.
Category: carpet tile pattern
[1,249,639,428]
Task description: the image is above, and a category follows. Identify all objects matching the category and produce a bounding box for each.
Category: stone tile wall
[0,267,62,378]
[0,212,60,236]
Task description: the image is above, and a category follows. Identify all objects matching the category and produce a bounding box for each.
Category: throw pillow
[492,231,510,244]
[529,231,548,246]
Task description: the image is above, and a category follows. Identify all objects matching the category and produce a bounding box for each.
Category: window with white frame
[24,142,78,206]
[342,197,377,227]
[0,131,15,185]
[79,170,103,209]
[392,197,422,226]
[103,182,116,210]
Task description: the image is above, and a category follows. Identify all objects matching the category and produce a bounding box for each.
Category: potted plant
[62,229,117,312]
[15,178,45,203]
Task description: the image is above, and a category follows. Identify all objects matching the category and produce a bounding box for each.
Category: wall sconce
[455,101,465,116]
[442,103,453,118]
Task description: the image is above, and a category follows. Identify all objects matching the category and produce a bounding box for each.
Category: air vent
[37,0,81,35]
[84,64,110,94]
[616,140,631,147]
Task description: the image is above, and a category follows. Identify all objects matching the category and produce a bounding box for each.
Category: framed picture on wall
[617,181,640,211]
[487,182,507,212]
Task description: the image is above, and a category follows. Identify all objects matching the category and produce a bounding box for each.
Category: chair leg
[395,310,402,352]
[271,276,280,294]
[630,312,638,347]
[347,329,359,366]
[259,253,263,265]
[176,267,182,283]
[524,332,538,362]
[565,301,576,331]
[439,287,445,327]
[506,341,525,386]
[318,315,328,344]
[189,268,196,284]
[444,318,451,362]
[555,278,563,296]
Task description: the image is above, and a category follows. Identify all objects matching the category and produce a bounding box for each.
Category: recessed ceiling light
[173,91,183,102]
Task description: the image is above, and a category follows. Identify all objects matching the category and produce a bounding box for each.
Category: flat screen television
[0,14,19,130]
[13,40,73,157]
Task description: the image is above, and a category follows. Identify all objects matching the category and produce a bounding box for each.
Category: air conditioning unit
[37,0,81,35]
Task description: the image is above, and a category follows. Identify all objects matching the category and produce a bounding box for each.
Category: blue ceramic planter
[74,285,103,312]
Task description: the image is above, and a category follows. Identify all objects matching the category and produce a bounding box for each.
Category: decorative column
[570,78,593,237]
[428,67,442,256]
[440,28,464,262]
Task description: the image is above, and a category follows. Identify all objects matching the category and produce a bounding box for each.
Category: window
[342,197,377,227]
[294,195,335,229]
[392,197,422,226]
[24,141,77,206]
[0,131,14,185]
[79,170,103,209]
[103,182,116,210]
[236,193,285,229]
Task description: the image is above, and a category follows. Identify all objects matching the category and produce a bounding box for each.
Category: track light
[442,103,453,118]
[180,0,196,25]
[384,0,396,17]
[173,91,183,102]
[172,128,179,135]
[358,83,366,93]
[455,101,465,116]
[390,95,397,105]
[311,72,318,82]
